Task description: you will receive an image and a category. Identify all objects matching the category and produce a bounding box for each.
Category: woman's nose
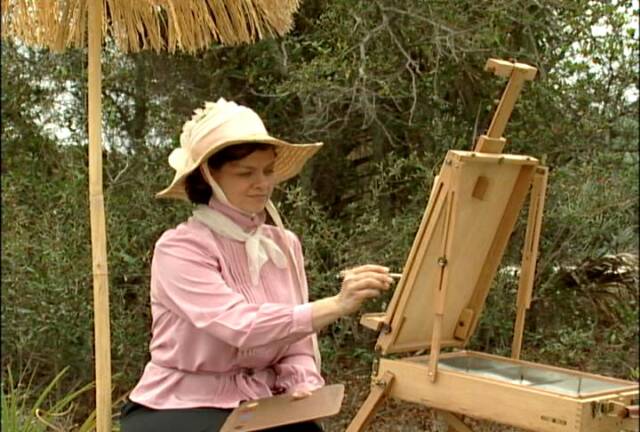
[254,172,273,188]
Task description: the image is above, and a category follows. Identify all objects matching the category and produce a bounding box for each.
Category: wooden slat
[377,168,451,353]
[360,313,386,331]
[382,339,464,355]
[473,135,505,154]
[453,150,538,165]
[346,372,395,432]
[437,410,474,432]
[512,166,548,359]
[484,58,537,79]
[429,181,458,382]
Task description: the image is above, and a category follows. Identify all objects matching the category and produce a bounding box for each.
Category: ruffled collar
[207,198,266,232]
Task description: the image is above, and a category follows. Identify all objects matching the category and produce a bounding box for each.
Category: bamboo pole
[88,1,112,431]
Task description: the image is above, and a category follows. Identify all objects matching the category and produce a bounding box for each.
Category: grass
[1,365,96,432]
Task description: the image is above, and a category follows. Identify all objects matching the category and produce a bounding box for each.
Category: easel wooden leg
[346,371,394,432]
[512,166,548,359]
[436,410,474,432]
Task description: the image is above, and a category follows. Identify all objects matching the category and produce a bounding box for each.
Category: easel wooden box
[347,59,639,432]
[372,352,638,431]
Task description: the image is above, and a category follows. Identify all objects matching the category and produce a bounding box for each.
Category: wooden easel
[347,59,639,432]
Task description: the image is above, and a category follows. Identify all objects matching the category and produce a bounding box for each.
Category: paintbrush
[335,272,403,280]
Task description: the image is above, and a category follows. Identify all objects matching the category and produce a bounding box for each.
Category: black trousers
[120,400,324,432]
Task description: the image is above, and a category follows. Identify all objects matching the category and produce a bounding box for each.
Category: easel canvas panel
[375,151,539,354]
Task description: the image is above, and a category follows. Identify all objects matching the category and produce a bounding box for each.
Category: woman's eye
[238,172,252,177]
[265,169,275,176]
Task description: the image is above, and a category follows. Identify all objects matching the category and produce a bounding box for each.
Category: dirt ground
[319,351,522,432]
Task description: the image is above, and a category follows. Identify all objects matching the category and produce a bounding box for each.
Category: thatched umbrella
[1,1,300,430]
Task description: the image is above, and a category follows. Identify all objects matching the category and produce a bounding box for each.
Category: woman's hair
[185,143,276,204]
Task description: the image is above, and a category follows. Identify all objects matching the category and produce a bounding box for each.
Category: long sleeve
[151,225,313,350]
[274,336,325,393]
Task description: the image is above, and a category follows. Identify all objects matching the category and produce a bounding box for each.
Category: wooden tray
[378,351,638,431]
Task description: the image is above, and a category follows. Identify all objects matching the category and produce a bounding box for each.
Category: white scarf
[192,205,288,286]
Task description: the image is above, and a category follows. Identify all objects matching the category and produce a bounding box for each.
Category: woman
[121,99,392,432]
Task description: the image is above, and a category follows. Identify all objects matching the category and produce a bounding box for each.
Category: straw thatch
[1,0,301,53]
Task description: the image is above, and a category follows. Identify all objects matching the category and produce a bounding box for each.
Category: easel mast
[426,58,542,382]
[347,58,543,432]
[474,58,537,154]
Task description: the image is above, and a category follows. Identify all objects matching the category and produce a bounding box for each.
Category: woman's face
[212,148,277,214]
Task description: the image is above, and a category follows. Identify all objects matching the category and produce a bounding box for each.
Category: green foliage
[467,145,639,376]
[1,365,95,432]
[540,149,638,265]
[0,139,192,404]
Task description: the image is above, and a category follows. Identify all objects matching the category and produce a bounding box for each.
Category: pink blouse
[128,200,324,409]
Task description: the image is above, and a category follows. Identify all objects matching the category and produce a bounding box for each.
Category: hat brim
[156,135,323,201]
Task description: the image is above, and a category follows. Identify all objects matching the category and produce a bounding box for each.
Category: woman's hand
[311,264,393,331]
[335,264,393,315]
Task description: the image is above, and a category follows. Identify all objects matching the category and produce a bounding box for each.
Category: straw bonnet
[157,98,323,200]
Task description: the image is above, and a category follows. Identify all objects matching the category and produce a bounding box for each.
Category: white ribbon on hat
[199,164,234,207]
[192,204,288,286]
